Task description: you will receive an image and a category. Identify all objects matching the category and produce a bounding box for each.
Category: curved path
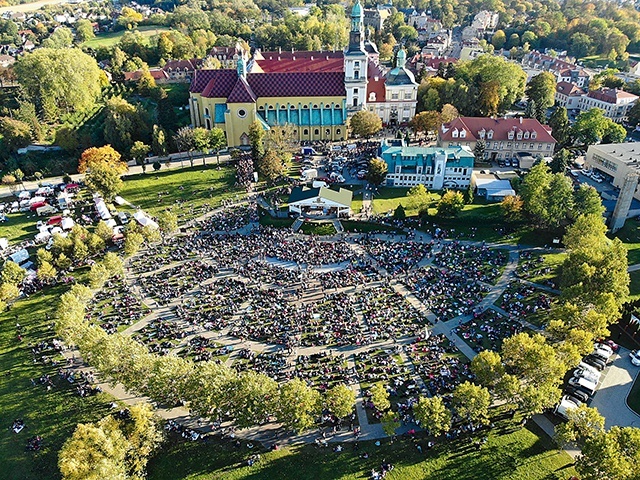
[62,203,588,450]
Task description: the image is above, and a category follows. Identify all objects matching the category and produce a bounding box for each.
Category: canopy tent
[9,248,29,264]
[133,211,159,229]
[95,199,112,220]
[61,217,75,230]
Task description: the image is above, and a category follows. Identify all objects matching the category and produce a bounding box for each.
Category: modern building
[437,117,557,165]
[472,174,516,201]
[188,1,418,146]
[577,88,638,123]
[585,143,640,201]
[379,139,474,189]
[288,186,352,217]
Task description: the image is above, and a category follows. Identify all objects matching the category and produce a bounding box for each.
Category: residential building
[461,10,499,41]
[379,139,474,189]
[437,117,557,166]
[585,143,640,200]
[521,51,591,88]
[555,81,585,110]
[188,1,417,146]
[363,5,392,31]
[577,88,638,123]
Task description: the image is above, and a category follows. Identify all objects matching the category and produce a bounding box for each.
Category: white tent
[18,191,31,199]
[35,231,51,243]
[95,200,112,220]
[105,218,117,229]
[29,196,46,205]
[61,217,75,230]
[133,211,159,229]
[0,238,8,250]
[113,196,126,206]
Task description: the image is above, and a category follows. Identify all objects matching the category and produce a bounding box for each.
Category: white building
[555,81,585,110]
[578,88,638,123]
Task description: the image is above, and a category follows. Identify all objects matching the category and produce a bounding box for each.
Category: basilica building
[188,1,418,147]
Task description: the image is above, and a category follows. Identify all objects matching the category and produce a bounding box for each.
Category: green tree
[130,141,150,173]
[436,190,465,217]
[37,260,57,284]
[2,260,25,285]
[82,146,127,201]
[473,139,486,163]
[519,161,552,224]
[257,149,284,183]
[350,110,382,138]
[174,127,196,167]
[75,19,95,43]
[55,126,79,153]
[407,184,429,210]
[393,204,406,219]
[576,426,640,480]
[137,68,156,97]
[0,117,31,152]
[554,405,605,447]
[192,127,212,165]
[277,378,321,433]
[229,371,278,428]
[492,30,506,49]
[501,195,524,222]
[501,333,566,388]
[574,184,605,218]
[452,382,491,424]
[410,111,441,136]
[104,97,147,157]
[156,210,178,234]
[366,158,388,186]
[325,384,356,419]
[14,48,102,121]
[541,173,575,229]
[380,410,400,437]
[549,148,570,174]
[248,120,265,161]
[88,263,110,289]
[413,396,451,436]
[548,107,570,148]
[209,127,226,166]
[572,108,626,146]
[525,72,556,121]
[369,382,390,411]
[124,232,145,257]
[102,252,124,278]
[471,350,505,388]
[151,125,168,157]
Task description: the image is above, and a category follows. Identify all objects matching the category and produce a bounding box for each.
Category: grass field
[613,218,640,266]
[1,211,38,244]
[82,26,171,49]
[629,270,640,300]
[147,421,576,480]
[119,165,241,221]
[522,253,566,286]
[0,275,114,480]
[299,222,337,235]
[370,187,424,216]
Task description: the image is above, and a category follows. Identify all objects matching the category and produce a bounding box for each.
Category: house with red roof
[438,117,556,168]
[577,88,638,123]
[555,81,585,110]
[188,1,417,146]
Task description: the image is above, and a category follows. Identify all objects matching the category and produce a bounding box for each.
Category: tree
[407,184,429,210]
[102,253,124,278]
[501,195,524,222]
[478,80,501,117]
[471,350,505,388]
[256,149,284,183]
[473,139,486,163]
[137,68,156,97]
[120,403,164,478]
[2,260,25,285]
[80,146,127,201]
[151,125,168,157]
[380,410,400,437]
[393,204,406,219]
[576,426,640,480]
[209,128,226,166]
[366,158,388,186]
[501,333,566,388]
[174,127,196,167]
[118,6,143,29]
[541,173,575,229]
[628,101,640,127]
[192,127,212,165]
[520,162,552,223]
[525,72,556,121]
[156,210,178,234]
[124,232,145,257]
[248,120,265,162]
[410,111,441,136]
[56,253,72,271]
[437,190,464,217]
[452,382,491,424]
[228,371,278,428]
[550,148,570,174]
[103,97,148,157]
[130,141,150,173]
[350,110,382,138]
[277,378,321,433]
[37,261,57,284]
[413,396,451,436]
[369,382,390,411]
[548,107,570,148]
[0,282,20,310]
[58,421,129,480]
[55,126,79,153]
[14,49,102,121]
[492,30,506,49]
[572,108,625,146]
[440,103,459,123]
[574,184,605,218]
[88,263,110,289]
[75,19,95,43]
[0,117,31,152]
[554,405,605,447]
[325,384,356,419]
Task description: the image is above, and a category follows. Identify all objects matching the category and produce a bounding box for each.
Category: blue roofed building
[379,139,474,189]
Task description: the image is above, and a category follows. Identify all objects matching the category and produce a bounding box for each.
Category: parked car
[554,396,580,419]
[568,376,598,395]
[564,386,589,403]
[573,366,601,383]
[630,350,640,367]
[592,344,614,362]
[582,355,606,371]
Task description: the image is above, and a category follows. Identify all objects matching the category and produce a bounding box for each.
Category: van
[554,396,580,420]
[573,367,600,383]
[36,205,57,216]
[568,376,598,395]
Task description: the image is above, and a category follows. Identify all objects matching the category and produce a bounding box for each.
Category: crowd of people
[433,243,508,285]
[454,309,523,353]
[355,237,432,274]
[87,278,148,334]
[497,281,554,324]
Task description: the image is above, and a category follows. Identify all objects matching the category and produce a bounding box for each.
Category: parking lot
[589,347,640,429]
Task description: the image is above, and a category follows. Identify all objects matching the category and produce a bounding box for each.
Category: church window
[336,129,341,135]
[237,109,247,118]
[313,105,319,109]
[325,128,331,136]
[303,129,309,135]
[314,129,320,135]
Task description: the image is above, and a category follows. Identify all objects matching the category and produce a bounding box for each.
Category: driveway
[589,347,640,429]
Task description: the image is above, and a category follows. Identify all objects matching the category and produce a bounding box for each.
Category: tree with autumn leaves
[78,146,128,201]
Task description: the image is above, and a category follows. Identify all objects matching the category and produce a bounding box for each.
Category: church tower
[344,0,368,112]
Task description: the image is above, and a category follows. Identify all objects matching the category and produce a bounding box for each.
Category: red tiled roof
[420,55,457,69]
[191,69,237,94]
[367,60,386,102]
[256,51,344,74]
[164,59,197,71]
[439,117,556,144]
[227,77,257,103]
[586,88,638,104]
[556,81,583,96]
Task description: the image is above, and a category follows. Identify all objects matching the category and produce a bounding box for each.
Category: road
[0,0,72,13]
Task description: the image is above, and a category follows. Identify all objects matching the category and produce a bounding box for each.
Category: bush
[152,161,161,171]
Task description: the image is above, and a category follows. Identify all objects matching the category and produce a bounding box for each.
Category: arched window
[314,129,319,135]
[325,128,331,136]
[303,105,309,109]
[336,129,341,135]
[313,104,319,109]
[303,129,309,135]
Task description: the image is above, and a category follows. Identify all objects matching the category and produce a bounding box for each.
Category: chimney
[311,55,314,61]
[519,117,522,124]
[278,47,282,54]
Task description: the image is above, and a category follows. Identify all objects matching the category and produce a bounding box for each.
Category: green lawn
[0,279,114,480]
[147,421,576,480]
[299,222,337,235]
[119,165,241,221]
[520,253,566,286]
[613,218,640,266]
[629,270,640,300]
[1,211,38,244]
[371,187,422,216]
[82,26,171,49]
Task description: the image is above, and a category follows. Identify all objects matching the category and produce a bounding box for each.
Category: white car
[630,350,640,367]
[554,396,580,420]
[574,367,600,383]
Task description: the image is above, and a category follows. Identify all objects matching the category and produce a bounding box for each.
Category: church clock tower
[344,0,368,112]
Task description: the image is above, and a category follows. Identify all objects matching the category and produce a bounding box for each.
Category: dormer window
[460,130,466,138]
[452,129,459,138]
[487,130,493,139]
[478,129,485,139]
[508,131,514,140]
[517,131,522,140]
[524,131,530,139]
[531,131,537,139]
[369,92,376,102]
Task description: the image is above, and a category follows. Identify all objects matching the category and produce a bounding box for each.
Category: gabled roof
[191,69,237,94]
[227,76,256,103]
[556,81,584,96]
[440,117,556,144]
[586,88,638,104]
[255,51,344,73]
[367,60,386,102]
